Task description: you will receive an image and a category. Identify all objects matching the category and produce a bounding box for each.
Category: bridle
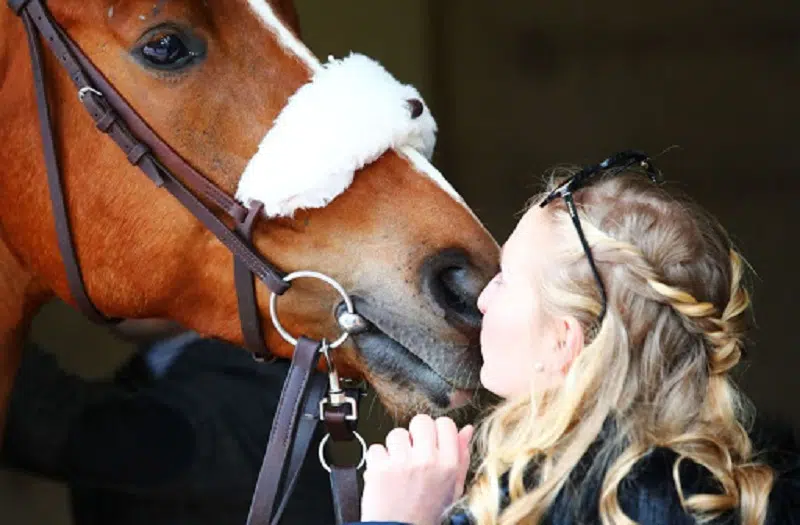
[7,0,371,522]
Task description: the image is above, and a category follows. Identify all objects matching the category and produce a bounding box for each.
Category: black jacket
[1,338,335,525]
[347,418,800,525]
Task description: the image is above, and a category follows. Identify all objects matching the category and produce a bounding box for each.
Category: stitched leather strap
[7,0,31,14]
[246,337,322,525]
[60,25,252,225]
[20,8,112,323]
[268,374,327,525]
[324,404,357,441]
[323,396,363,524]
[330,466,361,525]
[271,385,369,525]
[235,201,272,360]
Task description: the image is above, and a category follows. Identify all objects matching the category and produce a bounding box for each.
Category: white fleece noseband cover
[235,53,441,218]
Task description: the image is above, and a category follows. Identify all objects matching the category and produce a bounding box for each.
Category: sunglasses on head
[539,150,662,325]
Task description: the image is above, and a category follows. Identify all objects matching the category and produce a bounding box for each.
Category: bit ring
[269,271,354,349]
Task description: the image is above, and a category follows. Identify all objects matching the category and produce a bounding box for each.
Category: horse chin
[337,300,481,419]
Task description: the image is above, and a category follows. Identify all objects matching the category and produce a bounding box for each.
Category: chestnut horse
[0,0,499,440]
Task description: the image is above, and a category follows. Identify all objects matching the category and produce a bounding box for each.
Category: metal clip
[319,340,358,421]
[78,86,103,101]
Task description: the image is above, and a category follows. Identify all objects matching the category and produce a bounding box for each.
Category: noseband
[5,0,396,522]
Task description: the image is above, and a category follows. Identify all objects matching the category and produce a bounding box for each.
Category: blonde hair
[460,170,774,525]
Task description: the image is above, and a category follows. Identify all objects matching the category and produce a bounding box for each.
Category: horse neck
[0,10,98,312]
[0,8,14,70]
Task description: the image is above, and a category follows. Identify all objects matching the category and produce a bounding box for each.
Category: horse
[0,0,500,441]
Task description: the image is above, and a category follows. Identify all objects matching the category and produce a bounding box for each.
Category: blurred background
[2,0,798,522]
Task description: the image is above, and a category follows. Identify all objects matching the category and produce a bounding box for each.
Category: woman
[351,151,799,525]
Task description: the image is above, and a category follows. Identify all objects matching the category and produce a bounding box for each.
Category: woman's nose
[477,278,494,315]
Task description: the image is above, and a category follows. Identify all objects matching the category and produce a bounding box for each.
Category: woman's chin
[479,366,503,399]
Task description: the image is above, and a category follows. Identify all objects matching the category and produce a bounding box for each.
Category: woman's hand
[361,414,474,525]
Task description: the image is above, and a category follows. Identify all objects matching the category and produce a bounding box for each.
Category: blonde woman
[349,151,799,525]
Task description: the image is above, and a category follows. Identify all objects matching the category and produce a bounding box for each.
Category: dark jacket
[346,418,800,525]
[1,337,335,525]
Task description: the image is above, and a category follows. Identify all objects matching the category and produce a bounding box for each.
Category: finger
[364,444,389,482]
[435,417,459,467]
[384,427,412,462]
[458,425,474,457]
[454,425,474,498]
[409,414,437,460]
[366,443,389,467]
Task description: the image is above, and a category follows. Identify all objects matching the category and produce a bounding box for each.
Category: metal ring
[269,270,354,349]
[317,431,367,473]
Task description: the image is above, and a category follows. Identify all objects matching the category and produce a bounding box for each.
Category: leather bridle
[7,0,366,522]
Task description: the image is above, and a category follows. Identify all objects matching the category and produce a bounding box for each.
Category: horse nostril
[439,267,484,325]
[422,249,485,332]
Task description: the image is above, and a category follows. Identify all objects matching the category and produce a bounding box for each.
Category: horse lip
[335,299,481,393]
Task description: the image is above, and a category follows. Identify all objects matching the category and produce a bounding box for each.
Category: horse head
[0,0,500,422]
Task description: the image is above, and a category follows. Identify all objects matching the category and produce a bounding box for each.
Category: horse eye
[135,30,204,71]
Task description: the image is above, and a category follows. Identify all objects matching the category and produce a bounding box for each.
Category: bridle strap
[235,200,272,360]
[330,466,361,524]
[60,25,252,225]
[19,7,111,323]
[270,384,365,525]
[246,336,322,525]
[267,375,327,525]
[323,403,363,523]
[8,0,30,14]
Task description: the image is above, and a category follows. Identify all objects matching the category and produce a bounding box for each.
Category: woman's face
[477,206,576,399]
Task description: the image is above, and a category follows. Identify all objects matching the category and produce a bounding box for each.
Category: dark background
[2,1,797,522]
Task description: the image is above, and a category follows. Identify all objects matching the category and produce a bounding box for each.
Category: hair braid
[588,228,747,377]
[582,205,771,523]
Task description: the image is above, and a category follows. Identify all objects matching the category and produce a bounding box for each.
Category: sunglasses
[539,150,662,325]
